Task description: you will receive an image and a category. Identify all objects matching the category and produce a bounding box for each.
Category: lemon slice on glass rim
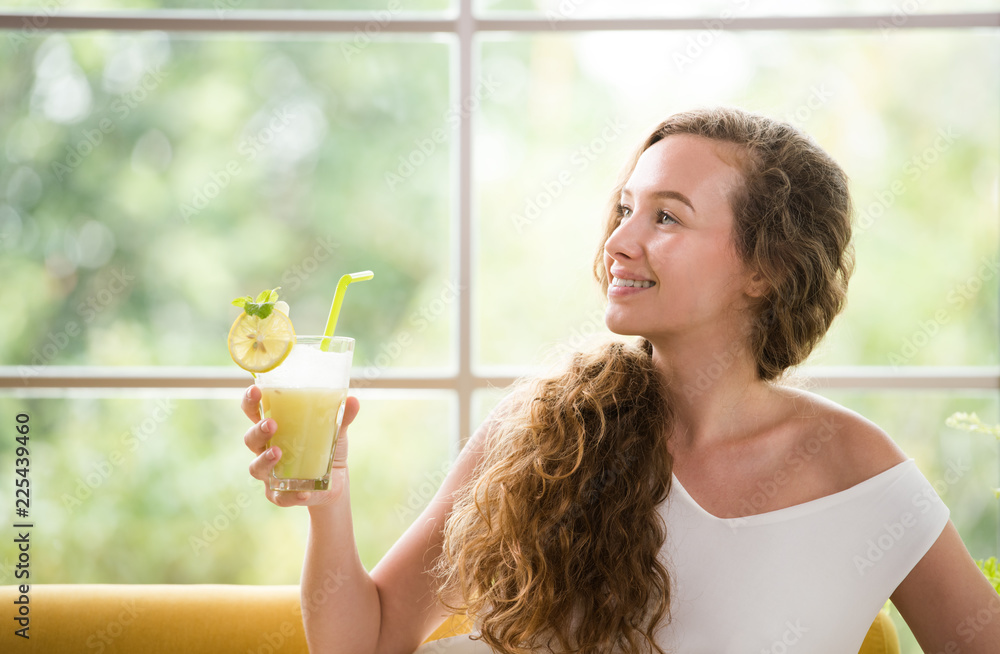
[228,289,295,374]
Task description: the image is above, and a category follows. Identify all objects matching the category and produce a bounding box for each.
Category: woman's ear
[745,271,768,298]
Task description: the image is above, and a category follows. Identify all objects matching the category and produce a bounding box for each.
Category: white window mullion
[456,0,475,447]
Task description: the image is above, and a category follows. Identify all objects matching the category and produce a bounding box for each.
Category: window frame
[0,4,997,445]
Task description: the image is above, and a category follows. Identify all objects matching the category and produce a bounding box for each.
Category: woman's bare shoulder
[775,385,909,490]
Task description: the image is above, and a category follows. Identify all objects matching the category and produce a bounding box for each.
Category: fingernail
[267,447,279,461]
[261,419,272,434]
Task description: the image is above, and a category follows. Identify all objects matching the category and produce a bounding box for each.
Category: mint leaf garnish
[245,302,274,319]
[232,287,281,319]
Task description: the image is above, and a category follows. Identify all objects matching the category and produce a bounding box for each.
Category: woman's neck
[649,332,779,453]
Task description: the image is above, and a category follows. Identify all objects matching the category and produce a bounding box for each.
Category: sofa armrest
[0,584,308,653]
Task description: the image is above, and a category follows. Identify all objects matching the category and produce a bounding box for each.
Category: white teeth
[612,277,654,289]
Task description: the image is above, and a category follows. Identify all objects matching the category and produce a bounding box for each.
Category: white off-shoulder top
[414,459,949,653]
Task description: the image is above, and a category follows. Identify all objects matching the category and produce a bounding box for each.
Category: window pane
[349,391,456,569]
[478,0,1000,17]
[475,30,999,368]
[0,34,454,374]
[0,391,453,583]
[472,386,504,432]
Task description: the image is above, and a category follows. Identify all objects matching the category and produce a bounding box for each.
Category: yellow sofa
[0,584,899,653]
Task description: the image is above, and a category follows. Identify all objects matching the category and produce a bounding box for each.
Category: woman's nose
[604,215,643,261]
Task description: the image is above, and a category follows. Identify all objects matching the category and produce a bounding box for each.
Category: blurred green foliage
[0,393,452,583]
[1,34,453,371]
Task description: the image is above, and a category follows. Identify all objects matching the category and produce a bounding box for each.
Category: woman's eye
[659,211,678,225]
[618,204,632,219]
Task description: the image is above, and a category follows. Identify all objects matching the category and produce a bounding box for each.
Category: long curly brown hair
[437,107,854,653]
[437,340,673,654]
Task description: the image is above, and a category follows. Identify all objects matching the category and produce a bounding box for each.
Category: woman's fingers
[247,449,313,506]
[242,385,262,422]
[342,395,360,428]
[331,396,360,466]
[244,416,276,456]
[248,445,280,481]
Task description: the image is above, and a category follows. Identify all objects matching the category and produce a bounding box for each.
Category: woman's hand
[242,384,361,508]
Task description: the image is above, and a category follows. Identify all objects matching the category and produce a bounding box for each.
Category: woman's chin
[604,320,644,338]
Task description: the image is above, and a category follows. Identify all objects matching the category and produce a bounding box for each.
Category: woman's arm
[891,521,1000,653]
[367,422,488,654]
[243,386,493,654]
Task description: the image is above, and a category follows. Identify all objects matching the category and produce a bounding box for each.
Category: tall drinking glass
[256,335,354,491]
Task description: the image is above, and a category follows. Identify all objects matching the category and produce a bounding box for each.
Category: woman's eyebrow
[621,188,696,213]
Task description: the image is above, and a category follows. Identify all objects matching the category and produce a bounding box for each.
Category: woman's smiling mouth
[611,276,656,289]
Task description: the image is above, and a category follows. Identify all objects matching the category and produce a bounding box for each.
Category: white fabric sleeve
[850,460,951,601]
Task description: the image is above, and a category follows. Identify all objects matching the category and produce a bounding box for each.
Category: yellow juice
[261,387,348,481]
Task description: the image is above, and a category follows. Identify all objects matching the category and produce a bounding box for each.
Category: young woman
[242,107,1000,653]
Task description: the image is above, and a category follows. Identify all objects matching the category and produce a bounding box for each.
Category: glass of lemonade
[256,335,354,491]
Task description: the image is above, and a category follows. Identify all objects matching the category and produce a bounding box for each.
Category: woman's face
[603,134,760,341]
